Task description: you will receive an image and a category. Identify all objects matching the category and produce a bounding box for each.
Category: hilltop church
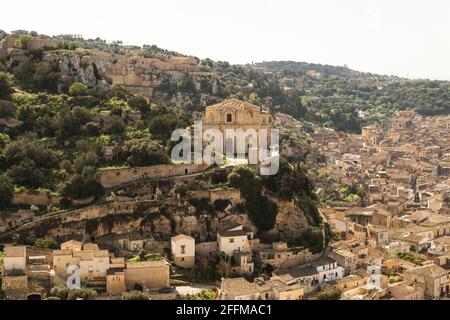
[201,99,271,154]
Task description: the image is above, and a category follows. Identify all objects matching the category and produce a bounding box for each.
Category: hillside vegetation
[0,30,447,237]
[255,61,450,133]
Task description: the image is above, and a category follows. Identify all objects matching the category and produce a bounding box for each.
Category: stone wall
[100,163,209,188]
[12,190,61,207]
[195,241,218,257]
[124,261,170,290]
[0,34,58,51]
[61,201,138,224]
[174,256,195,269]
[1,275,28,300]
[210,188,241,205]
[107,273,126,296]
[191,188,241,205]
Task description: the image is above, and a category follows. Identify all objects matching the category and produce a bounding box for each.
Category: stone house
[195,241,218,258]
[371,207,394,227]
[171,234,195,269]
[106,269,126,296]
[271,265,319,293]
[116,232,152,252]
[264,279,304,300]
[335,274,366,292]
[220,277,304,300]
[256,242,313,269]
[61,240,83,251]
[217,222,252,257]
[328,249,358,276]
[219,277,264,300]
[230,251,254,275]
[74,250,110,281]
[419,213,450,238]
[432,236,450,254]
[3,246,27,273]
[387,281,425,300]
[312,257,344,284]
[53,243,110,282]
[403,264,450,299]
[124,260,170,290]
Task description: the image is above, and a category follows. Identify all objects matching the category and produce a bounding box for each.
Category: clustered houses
[172,221,315,278]
[1,241,170,300]
[313,111,450,300]
[2,103,449,301]
[170,220,336,300]
[219,277,304,300]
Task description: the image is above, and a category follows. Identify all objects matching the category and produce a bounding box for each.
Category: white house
[217,222,252,256]
[311,257,344,284]
[171,234,195,268]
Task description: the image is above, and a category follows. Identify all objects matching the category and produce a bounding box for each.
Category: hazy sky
[3,0,450,80]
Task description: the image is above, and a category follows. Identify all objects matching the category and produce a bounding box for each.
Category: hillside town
[1,99,449,300]
[0,26,450,302]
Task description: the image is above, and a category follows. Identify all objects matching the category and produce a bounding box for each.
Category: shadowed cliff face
[11,195,310,245]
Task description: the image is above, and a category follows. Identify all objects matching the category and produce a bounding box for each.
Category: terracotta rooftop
[221,277,265,296]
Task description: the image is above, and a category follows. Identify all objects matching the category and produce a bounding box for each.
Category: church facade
[201,99,270,154]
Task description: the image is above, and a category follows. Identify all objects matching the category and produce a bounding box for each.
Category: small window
[181,245,186,254]
[229,238,235,243]
[226,114,232,123]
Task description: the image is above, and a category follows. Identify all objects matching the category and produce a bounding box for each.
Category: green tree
[228,166,262,197]
[111,84,129,99]
[128,96,150,115]
[68,82,89,97]
[67,288,97,300]
[0,133,10,149]
[32,62,60,92]
[228,166,278,231]
[119,138,169,166]
[0,174,14,208]
[317,287,342,300]
[0,100,16,118]
[174,182,188,197]
[49,286,69,300]
[0,72,12,100]
[148,114,179,140]
[122,290,150,300]
[34,238,58,249]
[7,160,46,188]
[102,115,125,135]
[12,57,34,87]
[15,35,32,49]
[61,167,103,199]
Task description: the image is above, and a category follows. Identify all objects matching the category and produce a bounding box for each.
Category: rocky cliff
[11,195,309,245]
